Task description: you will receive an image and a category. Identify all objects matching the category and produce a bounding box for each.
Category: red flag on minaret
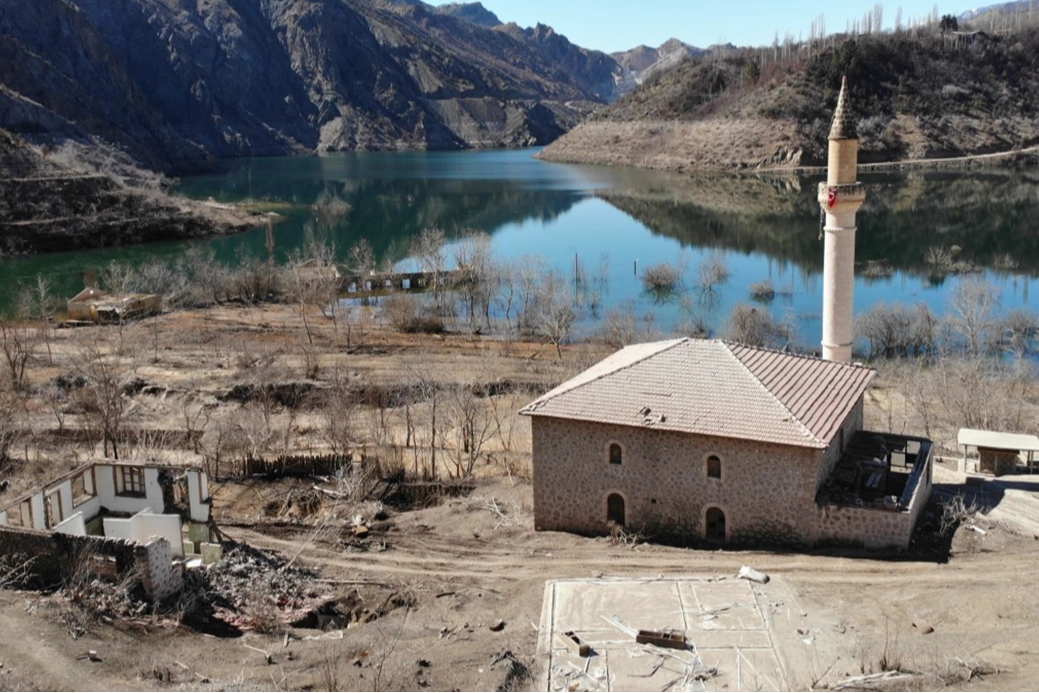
[827,186,838,208]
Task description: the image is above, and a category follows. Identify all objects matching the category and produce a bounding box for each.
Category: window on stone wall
[115,466,145,497]
[608,443,623,465]
[706,455,722,479]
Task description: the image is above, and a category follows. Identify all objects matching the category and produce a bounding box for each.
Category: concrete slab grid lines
[537,577,790,692]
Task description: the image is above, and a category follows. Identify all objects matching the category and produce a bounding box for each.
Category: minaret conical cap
[828,76,857,140]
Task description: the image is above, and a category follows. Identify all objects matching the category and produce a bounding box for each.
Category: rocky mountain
[611,39,708,83]
[542,27,1039,171]
[434,1,501,28]
[497,22,626,102]
[0,0,613,174]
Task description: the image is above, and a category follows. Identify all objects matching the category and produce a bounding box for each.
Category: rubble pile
[203,543,328,631]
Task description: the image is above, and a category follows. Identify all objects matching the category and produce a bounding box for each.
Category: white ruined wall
[135,513,183,557]
[94,465,164,515]
[187,470,211,522]
[54,512,86,536]
[30,494,45,530]
[103,517,134,541]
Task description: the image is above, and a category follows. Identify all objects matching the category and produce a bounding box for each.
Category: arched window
[608,443,623,465]
[607,493,626,526]
[706,455,722,479]
[705,506,726,542]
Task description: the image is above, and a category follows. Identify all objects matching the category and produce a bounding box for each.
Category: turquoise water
[3,147,1038,350]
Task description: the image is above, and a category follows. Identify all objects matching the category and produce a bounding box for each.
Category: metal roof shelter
[958,428,1039,475]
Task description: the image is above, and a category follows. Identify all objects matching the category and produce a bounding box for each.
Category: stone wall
[813,504,912,549]
[0,525,179,598]
[0,526,138,588]
[813,442,933,550]
[530,417,826,546]
[136,538,183,600]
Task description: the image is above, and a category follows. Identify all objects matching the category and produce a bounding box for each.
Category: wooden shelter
[958,428,1039,477]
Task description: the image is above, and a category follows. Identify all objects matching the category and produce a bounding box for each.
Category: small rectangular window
[115,466,145,497]
[707,455,722,479]
[609,443,623,465]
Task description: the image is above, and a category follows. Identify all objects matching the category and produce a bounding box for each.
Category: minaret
[818,76,866,363]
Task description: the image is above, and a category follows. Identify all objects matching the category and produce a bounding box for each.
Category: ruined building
[0,461,218,599]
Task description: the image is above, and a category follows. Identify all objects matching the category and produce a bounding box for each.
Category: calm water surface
[4,148,1039,350]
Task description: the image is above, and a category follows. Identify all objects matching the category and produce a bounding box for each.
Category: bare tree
[0,317,35,392]
[74,332,139,459]
[348,238,376,276]
[946,277,999,357]
[533,270,578,360]
[453,230,497,335]
[320,372,357,458]
[446,363,495,479]
[410,226,447,310]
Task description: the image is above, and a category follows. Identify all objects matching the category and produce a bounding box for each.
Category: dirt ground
[2,304,1039,691]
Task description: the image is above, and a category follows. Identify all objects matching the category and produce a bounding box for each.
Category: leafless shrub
[995,307,1038,357]
[640,261,683,292]
[384,295,444,334]
[723,303,791,348]
[856,302,938,358]
[750,279,776,302]
[932,356,1032,432]
[992,253,1019,271]
[0,554,35,591]
[939,493,985,536]
[861,261,894,280]
[607,521,648,547]
[598,303,640,347]
[697,253,730,290]
[311,190,352,228]
[924,245,955,268]
[240,580,286,634]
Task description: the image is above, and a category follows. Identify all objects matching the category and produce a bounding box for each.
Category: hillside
[541,28,1039,171]
[0,0,615,174]
[0,130,264,255]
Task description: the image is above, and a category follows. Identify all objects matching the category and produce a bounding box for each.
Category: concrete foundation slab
[537,577,790,692]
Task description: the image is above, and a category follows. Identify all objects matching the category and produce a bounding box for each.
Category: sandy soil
[1,305,1038,691]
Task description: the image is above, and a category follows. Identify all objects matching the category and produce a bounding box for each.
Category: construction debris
[635,629,687,650]
[737,565,770,584]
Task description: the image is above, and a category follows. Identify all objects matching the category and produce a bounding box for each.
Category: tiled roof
[520,339,875,449]
[829,75,857,140]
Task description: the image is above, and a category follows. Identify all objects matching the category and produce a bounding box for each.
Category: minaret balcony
[818,182,866,214]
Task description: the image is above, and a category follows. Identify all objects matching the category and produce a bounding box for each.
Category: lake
[3,147,1038,351]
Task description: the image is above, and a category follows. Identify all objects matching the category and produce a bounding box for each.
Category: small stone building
[520,339,933,550]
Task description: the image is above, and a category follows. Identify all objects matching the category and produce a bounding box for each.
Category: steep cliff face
[0,0,606,173]
[497,23,625,102]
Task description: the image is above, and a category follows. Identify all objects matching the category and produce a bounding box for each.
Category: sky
[427,1,962,53]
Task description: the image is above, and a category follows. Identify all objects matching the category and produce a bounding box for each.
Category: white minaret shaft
[818,77,866,363]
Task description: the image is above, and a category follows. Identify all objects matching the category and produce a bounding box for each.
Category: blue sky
[427,1,960,53]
